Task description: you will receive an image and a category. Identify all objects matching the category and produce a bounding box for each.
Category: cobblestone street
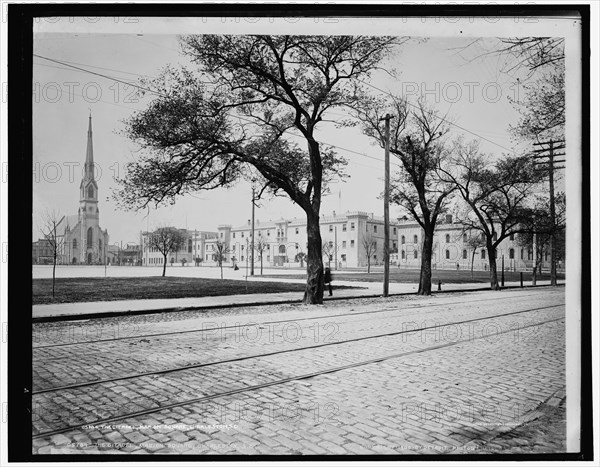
[32,288,567,455]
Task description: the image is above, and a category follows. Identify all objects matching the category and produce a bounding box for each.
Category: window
[374,225,378,233]
[343,224,347,232]
[342,241,347,248]
[87,186,94,198]
[509,248,515,259]
[545,250,549,261]
[445,234,450,243]
[413,235,418,244]
[463,233,467,243]
[87,227,93,246]
[481,249,486,259]
[401,251,405,259]
[241,232,245,238]
[233,232,236,238]
[493,232,498,242]
[392,241,397,249]
[462,249,467,259]
[329,225,333,232]
[510,234,514,241]
[241,245,244,251]
[267,231,271,236]
[295,228,299,234]
[393,227,397,235]
[341,254,346,262]
[220,232,223,238]
[73,239,77,249]
[445,249,450,259]
[528,249,533,260]
[414,250,418,259]
[521,249,524,260]
[351,223,355,231]
[279,245,286,254]
[350,240,355,247]
[401,235,405,245]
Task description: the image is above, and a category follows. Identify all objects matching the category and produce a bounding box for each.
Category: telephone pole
[532,139,565,286]
[380,113,394,297]
[250,181,256,276]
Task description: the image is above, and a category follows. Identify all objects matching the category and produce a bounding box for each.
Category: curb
[31,283,565,324]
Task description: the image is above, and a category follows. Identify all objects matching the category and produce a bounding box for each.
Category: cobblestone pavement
[32,288,567,455]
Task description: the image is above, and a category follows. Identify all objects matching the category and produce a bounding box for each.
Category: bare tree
[361,233,378,273]
[115,35,405,305]
[40,210,64,298]
[440,139,542,290]
[214,240,230,279]
[463,230,486,279]
[148,226,184,277]
[254,236,269,275]
[295,251,307,268]
[352,97,456,294]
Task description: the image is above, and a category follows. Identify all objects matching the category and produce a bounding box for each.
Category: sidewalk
[31,279,565,322]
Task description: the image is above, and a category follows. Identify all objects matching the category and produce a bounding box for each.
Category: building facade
[34,115,110,265]
[141,229,217,267]
[201,211,399,269]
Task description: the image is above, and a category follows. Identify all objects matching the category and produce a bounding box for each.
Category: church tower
[76,114,106,264]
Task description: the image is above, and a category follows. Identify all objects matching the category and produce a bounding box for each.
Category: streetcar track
[33,291,555,349]
[33,303,564,395]
[32,315,564,440]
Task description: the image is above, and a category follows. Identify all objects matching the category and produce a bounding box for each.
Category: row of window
[229,222,398,238]
[399,247,538,261]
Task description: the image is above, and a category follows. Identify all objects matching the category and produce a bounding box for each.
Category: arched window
[445,234,450,243]
[414,250,418,259]
[445,249,450,259]
[401,235,405,245]
[188,239,192,253]
[463,233,468,243]
[278,245,286,254]
[87,227,93,246]
[87,186,94,198]
[401,250,405,259]
[482,249,486,259]
[509,248,515,259]
[72,239,77,249]
[413,235,418,244]
[462,249,467,259]
[98,239,102,252]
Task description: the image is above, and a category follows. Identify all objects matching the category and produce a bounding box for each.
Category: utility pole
[334,226,338,271]
[533,139,565,286]
[250,181,256,276]
[380,113,394,297]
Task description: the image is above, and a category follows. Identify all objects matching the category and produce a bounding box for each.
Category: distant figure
[456,263,460,270]
[324,267,333,296]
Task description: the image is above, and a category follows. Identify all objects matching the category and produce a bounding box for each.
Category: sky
[31,16,574,246]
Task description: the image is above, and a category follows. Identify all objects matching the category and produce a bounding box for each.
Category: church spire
[85,112,94,180]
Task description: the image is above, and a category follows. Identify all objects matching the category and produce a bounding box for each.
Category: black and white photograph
[2,2,596,463]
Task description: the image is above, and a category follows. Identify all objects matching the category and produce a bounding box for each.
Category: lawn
[262,268,565,284]
[32,276,360,305]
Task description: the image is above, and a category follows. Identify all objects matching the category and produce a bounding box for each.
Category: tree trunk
[303,210,324,304]
[367,258,371,273]
[162,255,167,277]
[471,249,476,280]
[260,254,263,275]
[417,230,434,295]
[220,261,223,279]
[487,245,500,290]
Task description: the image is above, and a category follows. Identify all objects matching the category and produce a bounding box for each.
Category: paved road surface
[32,288,567,455]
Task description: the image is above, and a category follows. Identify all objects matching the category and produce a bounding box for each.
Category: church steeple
[84,112,95,181]
[80,113,98,204]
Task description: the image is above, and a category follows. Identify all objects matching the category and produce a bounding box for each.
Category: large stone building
[199,211,556,272]
[141,229,218,267]
[202,211,400,269]
[33,115,110,264]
